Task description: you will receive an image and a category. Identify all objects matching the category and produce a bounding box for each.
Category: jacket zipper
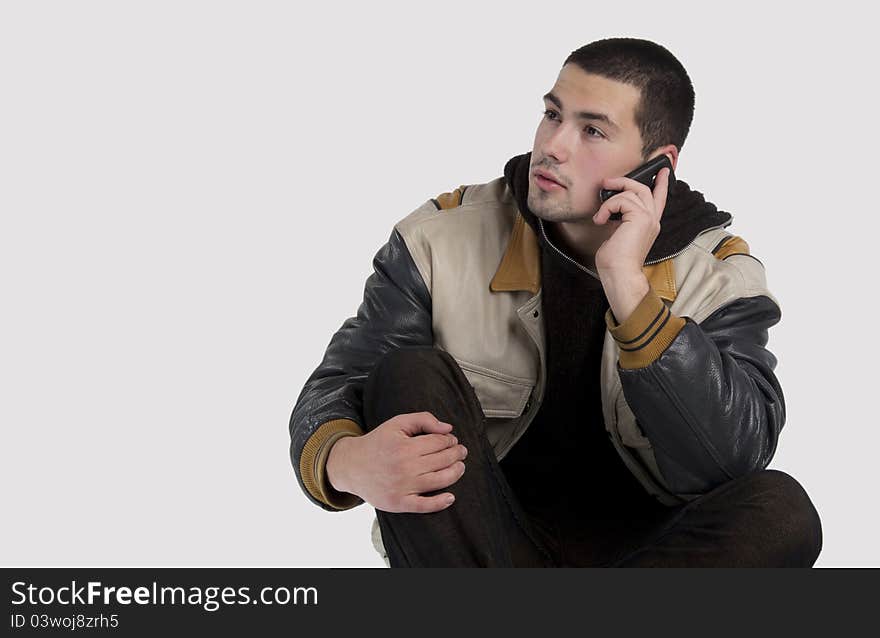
[537,218,733,277]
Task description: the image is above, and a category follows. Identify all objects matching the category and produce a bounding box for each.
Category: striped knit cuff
[300,418,365,510]
[605,287,686,369]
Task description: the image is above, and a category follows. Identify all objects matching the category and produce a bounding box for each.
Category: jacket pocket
[615,393,653,449]
[455,358,534,419]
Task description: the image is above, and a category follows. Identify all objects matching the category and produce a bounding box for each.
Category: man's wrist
[604,283,686,369]
[326,434,356,495]
[599,268,650,325]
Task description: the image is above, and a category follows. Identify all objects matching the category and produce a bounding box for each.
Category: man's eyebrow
[543,91,620,132]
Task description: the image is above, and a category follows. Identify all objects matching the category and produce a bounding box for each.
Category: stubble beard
[527,188,588,224]
[527,187,611,263]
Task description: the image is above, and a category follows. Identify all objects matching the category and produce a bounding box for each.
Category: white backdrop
[2,1,876,567]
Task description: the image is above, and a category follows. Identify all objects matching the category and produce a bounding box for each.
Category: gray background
[1,1,876,567]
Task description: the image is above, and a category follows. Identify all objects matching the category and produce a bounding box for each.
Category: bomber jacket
[288,153,786,566]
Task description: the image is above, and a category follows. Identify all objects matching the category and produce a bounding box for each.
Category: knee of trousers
[370,345,458,385]
[753,469,824,565]
[364,346,484,434]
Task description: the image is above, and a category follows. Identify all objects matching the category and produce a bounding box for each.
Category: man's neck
[546,219,611,271]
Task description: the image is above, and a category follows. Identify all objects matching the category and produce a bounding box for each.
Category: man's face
[528,64,648,223]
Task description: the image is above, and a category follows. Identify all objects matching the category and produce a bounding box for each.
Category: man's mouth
[534,171,566,190]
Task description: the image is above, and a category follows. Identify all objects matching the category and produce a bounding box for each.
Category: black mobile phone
[599,155,675,220]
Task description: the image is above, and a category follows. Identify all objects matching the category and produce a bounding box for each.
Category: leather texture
[618,294,784,495]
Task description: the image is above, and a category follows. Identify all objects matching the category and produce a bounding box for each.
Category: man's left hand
[593,166,671,277]
[593,167,671,324]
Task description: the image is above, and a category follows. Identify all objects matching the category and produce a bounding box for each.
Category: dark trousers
[364,346,823,567]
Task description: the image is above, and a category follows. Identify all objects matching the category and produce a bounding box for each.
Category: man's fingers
[402,492,457,514]
[602,175,653,207]
[598,170,669,222]
[396,411,452,437]
[594,191,642,224]
[413,461,466,494]
[410,431,460,456]
[417,442,468,473]
[652,167,670,220]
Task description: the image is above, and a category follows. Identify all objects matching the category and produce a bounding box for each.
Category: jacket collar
[489,212,542,294]
[491,151,733,300]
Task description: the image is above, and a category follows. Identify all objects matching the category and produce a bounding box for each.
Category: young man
[288,38,823,567]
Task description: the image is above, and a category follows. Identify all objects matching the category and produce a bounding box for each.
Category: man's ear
[650,144,679,172]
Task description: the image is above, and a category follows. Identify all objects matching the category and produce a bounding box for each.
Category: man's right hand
[325,411,468,513]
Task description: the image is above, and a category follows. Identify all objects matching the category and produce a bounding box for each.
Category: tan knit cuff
[300,418,365,510]
[605,287,686,369]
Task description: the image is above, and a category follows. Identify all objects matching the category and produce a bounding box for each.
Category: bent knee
[370,346,458,387]
[752,469,823,566]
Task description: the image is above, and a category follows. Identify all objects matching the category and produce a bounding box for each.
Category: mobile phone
[599,154,675,220]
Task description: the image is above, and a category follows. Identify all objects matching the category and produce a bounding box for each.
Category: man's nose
[541,125,572,163]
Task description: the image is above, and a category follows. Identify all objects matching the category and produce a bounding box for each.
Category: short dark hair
[563,38,695,159]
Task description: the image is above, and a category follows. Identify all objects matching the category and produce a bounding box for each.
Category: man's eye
[542,109,604,138]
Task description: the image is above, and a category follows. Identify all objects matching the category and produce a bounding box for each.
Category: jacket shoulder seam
[675,242,778,323]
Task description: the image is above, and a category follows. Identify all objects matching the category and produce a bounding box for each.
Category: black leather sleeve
[288,227,434,510]
[618,294,785,496]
